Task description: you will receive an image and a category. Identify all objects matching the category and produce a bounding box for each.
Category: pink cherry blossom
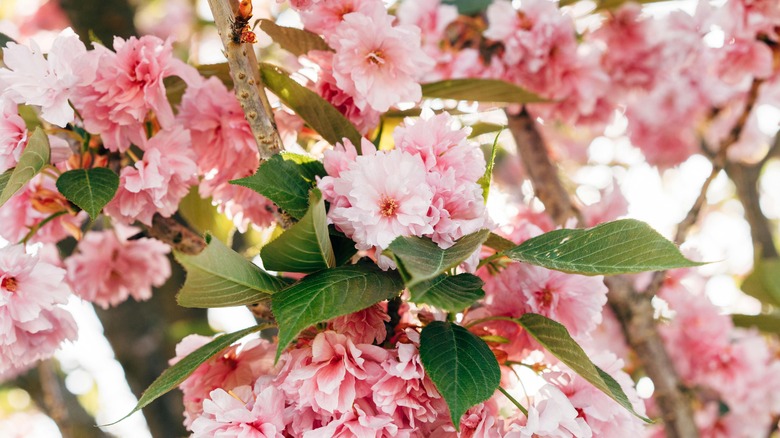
[299,0,385,36]
[276,330,388,415]
[504,384,592,438]
[329,303,390,345]
[547,352,646,437]
[372,342,445,430]
[311,51,381,135]
[190,379,288,438]
[0,245,76,378]
[0,99,27,173]
[0,28,94,127]
[480,263,607,340]
[329,7,434,112]
[64,229,171,309]
[177,76,259,190]
[0,176,85,244]
[71,35,199,152]
[105,127,197,225]
[302,399,399,438]
[172,335,278,428]
[320,147,435,252]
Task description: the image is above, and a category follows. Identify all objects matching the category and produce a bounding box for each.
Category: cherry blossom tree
[0,0,779,437]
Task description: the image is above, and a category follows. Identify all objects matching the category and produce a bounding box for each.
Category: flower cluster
[318,111,489,268]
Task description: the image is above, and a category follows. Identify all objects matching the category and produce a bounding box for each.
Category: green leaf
[260,63,362,148]
[105,324,268,426]
[231,152,325,220]
[741,257,780,307]
[0,127,50,207]
[0,32,15,48]
[732,313,780,333]
[258,19,333,57]
[422,79,546,104]
[519,313,649,422]
[477,131,500,200]
[441,0,492,15]
[484,232,516,252]
[330,226,359,266]
[177,187,235,245]
[385,229,490,288]
[272,262,403,360]
[504,219,703,275]
[409,273,485,312]
[0,169,12,194]
[419,321,500,429]
[55,168,118,220]
[261,189,335,273]
[175,234,290,308]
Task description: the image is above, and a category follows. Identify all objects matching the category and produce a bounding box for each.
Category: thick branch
[606,278,699,437]
[505,109,582,226]
[146,214,207,255]
[507,109,699,437]
[207,0,283,159]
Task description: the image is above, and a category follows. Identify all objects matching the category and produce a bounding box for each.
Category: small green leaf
[260,63,362,148]
[0,127,50,207]
[732,313,780,333]
[175,234,290,308]
[105,324,269,426]
[477,131,500,200]
[422,79,546,104]
[385,229,490,288]
[272,262,403,360]
[504,219,703,275]
[741,257,780,307]
[231,152,325,220]
[261,189,335,273]
[441,0,493,15]
[409,273,485,312]
[258,19,333,56]
[419,321,500,430]
[519,313,649,422]
[55,168,118,220]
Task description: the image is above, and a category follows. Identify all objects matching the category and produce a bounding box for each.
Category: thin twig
[206,0,283,160]
[38,360,72,438]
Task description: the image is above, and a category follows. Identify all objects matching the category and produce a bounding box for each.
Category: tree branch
[146,214,207,255]
[726,161,778,259]
[206,0,283,160]
[506,109,699,437]
[505,108,582,226]
[606,277,700,438]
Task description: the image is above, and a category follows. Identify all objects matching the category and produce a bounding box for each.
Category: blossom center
[536,287,554,308]
[2,276,18,293]
[366,50,385,66]
[378,195,399,217]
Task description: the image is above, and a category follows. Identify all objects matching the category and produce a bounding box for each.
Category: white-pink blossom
[191,379,287,438]
[0,245,76,378]
[0,99,27,173]
[329,7,434,112]
[0,28,94,127]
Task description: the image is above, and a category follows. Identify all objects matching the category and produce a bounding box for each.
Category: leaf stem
[498,386,528,416]
[464,315,521,329]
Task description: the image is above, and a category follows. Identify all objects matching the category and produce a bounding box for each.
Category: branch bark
[726,161,778,259]
[505,108,582,226]
[206,0,283,160]
[507,108,699,437]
